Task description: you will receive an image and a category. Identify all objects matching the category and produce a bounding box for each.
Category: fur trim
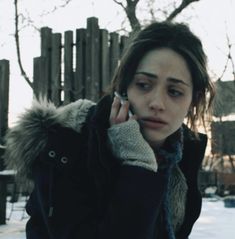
[4,98,95,179]
[169,165,188,233]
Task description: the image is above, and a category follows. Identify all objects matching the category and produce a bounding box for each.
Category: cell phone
[114,91,133,117]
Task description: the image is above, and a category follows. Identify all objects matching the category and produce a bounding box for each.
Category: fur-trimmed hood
[4,98,95,179]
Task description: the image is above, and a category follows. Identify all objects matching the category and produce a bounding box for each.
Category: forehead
[136,48,192,86]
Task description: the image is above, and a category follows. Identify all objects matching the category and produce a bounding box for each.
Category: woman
[4,21,215,239]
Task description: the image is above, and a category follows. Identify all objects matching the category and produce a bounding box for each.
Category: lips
[139,117,167,129]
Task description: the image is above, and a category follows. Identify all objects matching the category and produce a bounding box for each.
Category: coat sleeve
[25,125,168,239]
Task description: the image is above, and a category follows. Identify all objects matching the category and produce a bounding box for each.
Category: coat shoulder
[4,98,95,177]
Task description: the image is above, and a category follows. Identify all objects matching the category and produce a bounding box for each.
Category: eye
[135,81,152,90]
[168,87,183,97]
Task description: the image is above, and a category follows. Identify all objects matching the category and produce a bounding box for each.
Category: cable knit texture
[107,120,158,172]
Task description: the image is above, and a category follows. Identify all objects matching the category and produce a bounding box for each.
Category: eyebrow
[135,71,191,87]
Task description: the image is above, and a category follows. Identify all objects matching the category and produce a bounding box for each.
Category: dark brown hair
[109,21,215,133]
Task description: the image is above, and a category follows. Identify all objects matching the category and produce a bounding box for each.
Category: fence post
[64,30,74,104]
[100,29,110,94]
[110,32,120,80]
[0,60,9,144]
[51,33,62,106]
[86,17,100,101]
[40,27,52,100]
[120,35,129,56]
[75,29,86,100]
[33,57,47,99]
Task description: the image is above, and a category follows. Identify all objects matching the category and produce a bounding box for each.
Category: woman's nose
[148,92,166,111]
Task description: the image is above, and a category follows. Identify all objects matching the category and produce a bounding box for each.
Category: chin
[142,132,167,148]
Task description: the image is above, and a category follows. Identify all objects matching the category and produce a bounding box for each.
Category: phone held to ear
[114,91,133,117]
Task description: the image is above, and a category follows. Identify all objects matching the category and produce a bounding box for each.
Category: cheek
[172,100,192,119]
[181,103,191,119]
[129,100,139,115]
[127,88,139,112]
[128,96,144,116]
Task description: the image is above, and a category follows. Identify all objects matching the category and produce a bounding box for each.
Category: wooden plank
[75,29,86,100]
[33,57,47,99]
[85,17,100,101]
[40,27,52,100]
[100,29,110,94]
[51,33,62,106]
[0,60,9,142]
[41,27,52,57]
[110,32,120,80]
[64,30,74,104]
[120,35,129,56]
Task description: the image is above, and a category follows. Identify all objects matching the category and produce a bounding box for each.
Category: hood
[4,98,95,179]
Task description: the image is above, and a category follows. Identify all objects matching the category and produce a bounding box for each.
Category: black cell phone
[114,91,133,117]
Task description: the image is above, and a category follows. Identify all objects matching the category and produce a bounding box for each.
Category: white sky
[0,0,235,125]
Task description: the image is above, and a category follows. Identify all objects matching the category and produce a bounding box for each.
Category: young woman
[5,21,215,239]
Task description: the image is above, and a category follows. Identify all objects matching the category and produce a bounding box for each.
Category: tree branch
[14,0,33,88]
[40,0,73,17]
[147,0,157,21]
[19,10,40,32]
[113,0,125,9]
[166,0,200,21]
[113,0,141,32]
[218,33,235,81]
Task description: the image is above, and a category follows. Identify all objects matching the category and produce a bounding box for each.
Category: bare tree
[113,0,141,31]
[218,34,235,81]
[166,0,200,21]
[13,0,72,88]
[14,0,33,88]
[113,0,201,31]
[40,0,73,17]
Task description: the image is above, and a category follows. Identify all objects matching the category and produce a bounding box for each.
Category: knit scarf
[156,127,184,239]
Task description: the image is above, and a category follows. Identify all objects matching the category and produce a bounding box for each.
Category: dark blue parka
[4,95,207,239]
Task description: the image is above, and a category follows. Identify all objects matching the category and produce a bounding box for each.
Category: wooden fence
[0,59,9,171]
[0,60,9,144]
[33,17,129,105]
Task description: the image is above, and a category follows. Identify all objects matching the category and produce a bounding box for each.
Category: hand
[108,97,158,172]
[109,96,136,126]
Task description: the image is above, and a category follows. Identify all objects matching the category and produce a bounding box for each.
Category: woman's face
[127,48,193,148]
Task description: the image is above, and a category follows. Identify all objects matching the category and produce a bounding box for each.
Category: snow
[0,197,234,238]
[190,198,235,239]
[0,196,28,239]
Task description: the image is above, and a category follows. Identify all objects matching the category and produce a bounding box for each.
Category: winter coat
[4,95,207,239]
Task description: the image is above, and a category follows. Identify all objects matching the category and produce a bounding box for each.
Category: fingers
[109,96,133,125]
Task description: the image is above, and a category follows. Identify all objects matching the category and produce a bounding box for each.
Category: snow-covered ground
[0,196,28,239]
[191,198,235,238]
[0,197,235,238]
